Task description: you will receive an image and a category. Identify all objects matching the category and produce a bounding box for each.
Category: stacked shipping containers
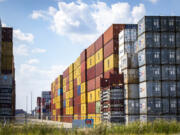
[137,16,180,121]
[41,91,51,120]
[51,75,63,121]
[36,97,41,119]
[118,24,139,123]
[0,22,15,117]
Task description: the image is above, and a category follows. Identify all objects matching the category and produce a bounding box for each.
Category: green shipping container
[96,101,101,114]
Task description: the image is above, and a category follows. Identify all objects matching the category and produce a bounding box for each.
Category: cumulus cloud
[31,48,46,53]
[31,1,146,45]
[27,59,39,64]
[14,44,29,56]
[14,29,34,43]
[16,63,66,112]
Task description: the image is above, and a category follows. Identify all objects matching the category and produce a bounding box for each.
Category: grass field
[0,120,180,135]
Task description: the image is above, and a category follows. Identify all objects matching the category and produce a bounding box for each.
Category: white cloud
[14,44,29,56]
[32,48,46,53]
[148,0,158,4]
[16,63,66,112]
[27,59,39,64]
[14,29,34,43]
[31,1,146,45]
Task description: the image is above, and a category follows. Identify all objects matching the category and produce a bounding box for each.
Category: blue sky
[0,0,179,112]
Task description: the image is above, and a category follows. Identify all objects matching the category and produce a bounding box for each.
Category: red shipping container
[104,39,119,59]
[66,83,69,92]
[81,61,86,73]
[103,24,125,45]
[96,61,103,77]
[96,74,103,89]
[74,96,81,104]
[81,49,86,63]
[95,34,104,52]
[87,66,96,81]
[69,98,73,106]
[88,102,96,114]
[63,93,66,100]
[87,43,95,58]
[104,68,119,78]
[87,78,96,92]
[66,76,69,84]
[81,71,86,83]
[74,104,81,114]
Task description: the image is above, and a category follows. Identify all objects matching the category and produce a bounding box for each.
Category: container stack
[41,91,51,120]
[80,50,87,120]
[73,57,81,121]
[101,74,124,123]
[0,25,15,118]
[118,24,139,123]
[137,16,180,122]
[51,75,63,121]
[36,97,41,119]
[87,43,97,123]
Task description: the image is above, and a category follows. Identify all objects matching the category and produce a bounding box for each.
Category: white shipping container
[122,69,139,84]
[124,84,139,99]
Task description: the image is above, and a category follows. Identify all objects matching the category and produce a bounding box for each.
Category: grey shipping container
[161,49,176,64]
[140,98,161,115]
[139,65,161,82]
[138,48,160,67]
[161,32,175,48]
[124,84,139,99]
[138,32,160,52]
[176,17,180,32]
[161,81,176,97]
[119,42,135,57]
[170,99,177,114]
[176,48,180,64]
[177,65,180,80]
[177,81,180,97]
[162,98,169,114]
[160,16,175,32]
[125,99,139,115]
[125,115,139,124]
[122,69,139,84]
[176,33,180,47]
[161,65,176,81]
[119,53,138,70]
[177,99,180,114]
[139,81,161,98]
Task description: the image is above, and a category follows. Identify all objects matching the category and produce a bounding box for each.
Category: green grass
[0,120,180,135]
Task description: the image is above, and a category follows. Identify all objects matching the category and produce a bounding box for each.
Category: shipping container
[95,35,103,52]
[81,104,86,114]
[139,81,161,98]
[95,88,101,101]
[161,32,175,48]
[87,55,95,69]
[87,66,96,81]
[104,39,119,58]
[162,81,176,97]
[95,48,103,64]
[87,78,95,92]
[96,61,103,77]
[161,16,175,32]
[87,43,95,58]
[125,99,139,115]
[161,65,176,81]
[122,69,139,84]
[81,71,86,83]
[80,49,86,63]
[81,82,86,94]
[104,54,118,72]
[119,42,135,57]
[88,90,95,103]
[124,84,139,99]
[125,115,139,124]
[104,24,125,45]
[104,68,119,78]
[139,65,161,82]
[177,81,180,97]
[88,102,96,114]
[2,27,13,42]
[81,93,86,104]
[176,33,180,47]
[95,74,103,89]
[96,101,101,114]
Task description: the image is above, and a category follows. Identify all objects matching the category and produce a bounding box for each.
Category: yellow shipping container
[69,64,74,73]
[81,115,86,120]
[87,55,95,69]
[104,54,119,72]
[69,81,73,90]
[88,90,95,103]
[53,110,56,116]
[77,76,81,85]
[56,102,60,109]
[81,104,86,114]
[74,114,78,120]
[63,78,66,87]
[74,69,77,79]
[81,93,86,104]
[53,98,55,104]
[66,99,69,107]
[63,86,66,93]
[58,75,62,89]
[66,91,69,99]
[58,116,61,122]
[95,114,101,125]
[69,90,73,98]
[66,107,69,115]
[95,48,103,64]
[81,82,86,93]
[69,106,73,115]
[69,73,73,82]
[95,89,101,101]
[56,96,60,103]
[88,114,96,122]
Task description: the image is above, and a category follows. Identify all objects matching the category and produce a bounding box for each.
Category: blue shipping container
[77,85,81,96]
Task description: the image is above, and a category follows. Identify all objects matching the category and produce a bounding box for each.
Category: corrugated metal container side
[88,102,96,114]
[2,27,13,42]
[87,90,95,103]
[104,39,119,58]
[177,82,180,97]
[81,71,86,83]
[87,78,95,92]
[161,49,176,64]
[161,32,175,48]
[137,32,160,52]
[87,66,96,81]
[81,61,86,73]
[162,81,176,97]
[176,33,180,47]
[177,65,180,80]
[95,48,103,64]
[81,93,86,104]
[124,84,139,99]
[170,99,177,114]
[139,65,161,83]
[104,54,119,72]
[96,101,101,114]
[81,103,86,114]
[95,35,104,52]
[139,81,161,98]
[161,65,176,81]
[120,53,138,70]
[96,74,103,89]
[95,88,101,101]
[95,34,104,52]
[103,24,125,45]
[122,69,139,84]
[125,99,139,115]
[96,61,103,77]
[81,82,86,94]
[104,68,119,78]
[161,16,175,32]
[87,43,95,58]
[80,49,86,63]
[125,115,139,124]
[176,48,180,64]
[138,48,160,67]
[74,104,81,114]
